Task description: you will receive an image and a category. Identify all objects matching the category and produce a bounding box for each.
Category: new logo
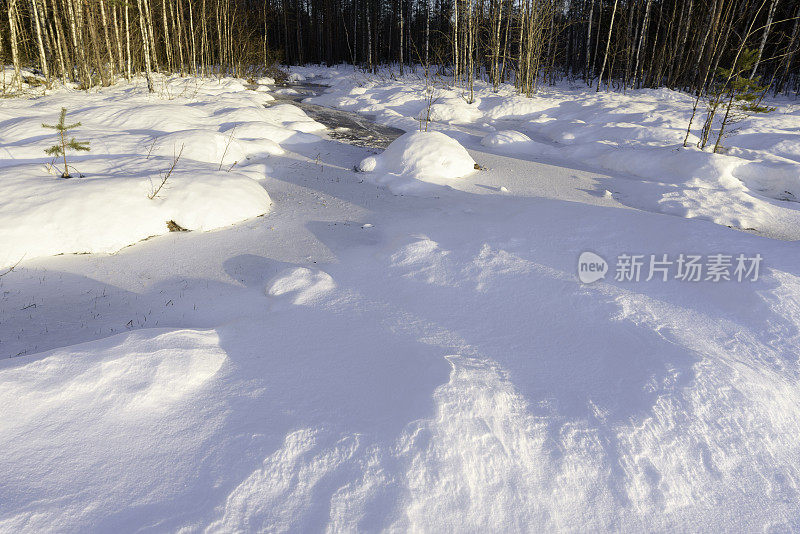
[578,251,608,284]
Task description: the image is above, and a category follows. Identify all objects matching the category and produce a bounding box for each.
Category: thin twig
[0,255,25,278]
[145,136,159,159]
[219,126,237,171]
[149,144,184,199]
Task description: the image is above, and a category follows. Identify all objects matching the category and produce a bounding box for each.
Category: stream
[264,81,406,149]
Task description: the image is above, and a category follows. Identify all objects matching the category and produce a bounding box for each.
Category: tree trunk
[398,0,403,71]
[668,0,693,86]
[124,1,132,79]
[584,0,594,84]
[0,15,5,94]
[162,0,173,72]
[467,0,474,101]
[596,0,618,91]
[188,0,198,74]
[31,0,51,86]
[143,0,159,71]
[111,4,124,77]
[775,4,800,94]
[47,0,69,83]
[424,0,430,67]
[137,0,155,91]
[750,0,779,80]
[86,2,110,85]
[365,1,371,71]
[633,0,653,88]
[7,0,22,91]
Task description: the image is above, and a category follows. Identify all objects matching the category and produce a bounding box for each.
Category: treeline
[2,0,799,96]
[2,0,277,92]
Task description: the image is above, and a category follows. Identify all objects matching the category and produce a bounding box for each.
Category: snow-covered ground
[299,65,800,240]
[0,76,334,267]
[2,68,800,532]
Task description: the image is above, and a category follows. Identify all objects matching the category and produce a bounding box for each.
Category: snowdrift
[4,66,800,532]
[0,328,227,531]
[0,167,270,268]
[357,131,476,194]
[302,67,800,237]
[0,76,327,267]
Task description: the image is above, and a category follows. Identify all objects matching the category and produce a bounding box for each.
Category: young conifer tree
[42,108,91,178]
[713,49,776,153]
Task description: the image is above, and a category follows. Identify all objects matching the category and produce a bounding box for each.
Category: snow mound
[481,130,557,158]
[0,167,271,267]
[484,99,548,120]
[0,328,225,411]
[0,328,226,531]
[733,159,800,200]
[357,131,476,194]
[481,130,533,147]
[256,103,327,134]
[81,103,209,133]
[0,74,337,266]
[226,121,317,147]
[266,267,336,304]
[154,129,248,166]
[423,100,482,124]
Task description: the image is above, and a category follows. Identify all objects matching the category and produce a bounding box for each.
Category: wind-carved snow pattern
[4,67,800,532]
[266,267,337,305]
[195,236,800,531]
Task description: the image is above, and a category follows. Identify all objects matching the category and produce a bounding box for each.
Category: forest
[6,0,800,529]
[1,0,799,98]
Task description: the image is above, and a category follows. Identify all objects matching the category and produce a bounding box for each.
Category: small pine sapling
[42,108,90,178]
[712,50,775,153]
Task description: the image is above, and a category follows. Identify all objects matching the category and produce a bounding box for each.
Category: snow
[0,168,270,268]
[0,75,330,267]
[267,267,337,304]
[3,66,800,531]
[424,98,483,124]
[481,129,534,147]
[357,131,476,194]
[0,328,227,532]
[299,66,800,239]
[480,129,555,157]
